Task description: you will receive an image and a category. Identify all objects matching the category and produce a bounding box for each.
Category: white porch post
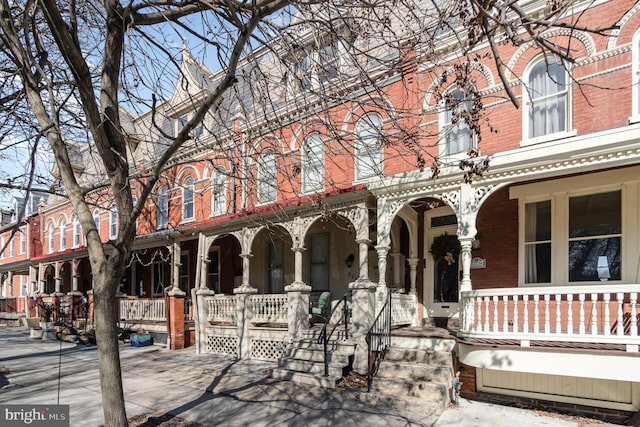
[407,257,420,326]
[195,232,216,354]
[169,241,185,296]
[69,260,82,296]
[390,251,401,287]
[459,238,473,293]
[232,227,259,359]
[7,271,14,297]
[54,262,63,296]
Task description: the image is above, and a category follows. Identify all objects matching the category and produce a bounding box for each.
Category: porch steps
[271,329,355,389]
[367,344,455,413]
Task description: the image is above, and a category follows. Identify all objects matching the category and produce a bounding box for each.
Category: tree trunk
[94,270,128,427]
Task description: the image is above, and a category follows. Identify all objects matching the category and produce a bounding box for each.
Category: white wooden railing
[206,295,237,325]
[459,284,640,351]
[391,292,416,327]
[119,298,166,322]
[251,294,288,325]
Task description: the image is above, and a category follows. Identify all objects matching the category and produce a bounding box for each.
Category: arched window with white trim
[109,205,118,239]
[59,219,67,250]
[440,88,474,156]
[258,149,277,204]
[523,55,570,141]
[157,186,168,229]
[48,223,54,253]
[211,168,227,215]
[354,112,383,180]
[73,215,81,248]
[302,133,324,193]
[182,176,195,221]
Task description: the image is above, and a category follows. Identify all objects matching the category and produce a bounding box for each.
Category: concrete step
[376,360,453,384]
[384,347,452,367]
[290,337,355,352]
[284,346,352,364]
[369,376,450,405]
[278,357,346,377]
[341,388,444,419]
[270,367,341,389]
[390,335,456,352]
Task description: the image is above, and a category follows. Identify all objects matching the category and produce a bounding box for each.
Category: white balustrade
[206,295,237,325]
[460,285,640,351]
[119,298,166,321]
[250,294,288,325]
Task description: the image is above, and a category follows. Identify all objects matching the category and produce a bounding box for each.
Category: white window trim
[258,150,277,205]
[512,170,634,287]
[354,113,384,182]
[182,177,195,222]
[301,133,325,194]
[521,55,573,146]
[73,216,81,248]
[59,220,66,250]
[630,29,640,123]
[109,205,118,239]
[0,235,4,259]
[157,186,169,230]
[211,170,227,217]
[19,226,25,254]
[438,87,477,159]
[48,224,55,253]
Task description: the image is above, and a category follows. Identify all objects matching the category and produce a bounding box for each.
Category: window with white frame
[521,189,622,284]
[73,216,81,247]
[632,29,640,118]
[440,88,475,156]
[179,252,189,292]
[354,112,383,180]
[268,240,285,293]
[59,219,67,250]
[302,133,324,193]
[10,199,18,223]
[182,176,195,221]
[568,191,621,281]
[524,55,569,140]
[211,168,227,215]
[309,233,329,291]
[109,205,118,239]
[8,234,14,257]
[132,196,138,233]
[157,186,168,229]
[258,149,277,203]
[291,39,340,92]
[48,223,54,253]
[19,226,25,254]
[207,249,220,293]
[93,209,100,238]
[175,113,203,138]
[0,235,4,259]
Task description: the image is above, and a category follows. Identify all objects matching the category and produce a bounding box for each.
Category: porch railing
[119,298,166,322]
[459,284,640,351]
[206,295,237,325]
[251,294,288,325]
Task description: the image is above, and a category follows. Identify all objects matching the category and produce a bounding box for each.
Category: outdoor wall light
[597,256,610,281]
[345,253,355,268]
[472,233,481,250]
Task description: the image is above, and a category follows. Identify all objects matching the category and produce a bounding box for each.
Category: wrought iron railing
[366,289,391,391]
[317,291,352,377]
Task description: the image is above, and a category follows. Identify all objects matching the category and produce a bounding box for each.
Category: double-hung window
[157,186,168,229]
[354,113,383,180]
[183,176,195,221]
[73,216,81,247]
[303,133,324,193]
[441,88,474,156]
[59,219,67,250]
[524,200,551,284]
[109,205,118,239]
[19,226,25,254]
[524,56,569,141]
[48,224,54,253]
[212,168,227,215]
[258,150,277,204]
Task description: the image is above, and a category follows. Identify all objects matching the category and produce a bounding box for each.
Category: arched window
[354,112,383,180]
[303,133,324,193]
[48,223,55,253]
[258,149,277,203]
[132,196,138,233]
[157,186,168,229]
[19,226,26,254]
[182,176,195,221]
[73,215,81,247]
[109,205,118,238]
[524,55,569,140]
[440,88,474,156]
[211,168,227,215]
[92,209,100,233]
[59,219,67,250]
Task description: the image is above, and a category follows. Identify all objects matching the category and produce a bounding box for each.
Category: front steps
[270,329,355,389]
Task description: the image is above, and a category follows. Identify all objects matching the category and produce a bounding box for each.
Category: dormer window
[290,38,340,93]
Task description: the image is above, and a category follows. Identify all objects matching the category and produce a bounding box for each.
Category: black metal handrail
[366,289,392,391]
[317,290,352,377]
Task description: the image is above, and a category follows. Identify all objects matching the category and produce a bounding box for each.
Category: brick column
[168,291,186,350]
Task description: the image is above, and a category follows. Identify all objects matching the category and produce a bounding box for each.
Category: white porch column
[390,251,401,287]
[195,233,216,354]
[459,238,473,293]
[7,271,14,297]
[375,244,390,308]
[169,241,185,297]
[54,262,63,296]
[349,279,377,374]
[69,260,82,296]
[234,285,257,359]
[357,238,371,283]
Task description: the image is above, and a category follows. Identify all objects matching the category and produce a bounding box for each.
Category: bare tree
[0,0,620,425]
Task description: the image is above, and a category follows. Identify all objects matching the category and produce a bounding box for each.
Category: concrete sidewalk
[0,328,622,426]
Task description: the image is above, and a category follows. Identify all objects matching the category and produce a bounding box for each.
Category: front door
[424,210,460,318]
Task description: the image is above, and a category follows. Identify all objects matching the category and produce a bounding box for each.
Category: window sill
[520,129,577,147]
[628,115,640,124]
[181,218,196,225]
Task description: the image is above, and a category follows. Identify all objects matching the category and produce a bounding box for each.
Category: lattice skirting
[205,334,238,356]
[250,339,289,361]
